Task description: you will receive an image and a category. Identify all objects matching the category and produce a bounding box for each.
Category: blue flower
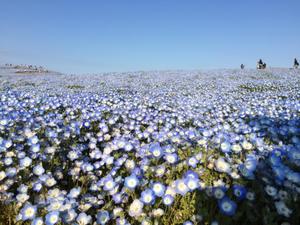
[30,144,41,153]
[103,176,116,191]
[184,170,199,180]
[238,164,254,179]
[150,143,163,158]
[152,182,166,197]
[272,165,286,181]
[213,187,226,199]
[140,189,156,205]
[33,164,45,176]
[20,204,37,221]
[220,141,231,153]
[162,194,174,206]
[112,193,122,204]
[96,210,110,224]
[20,156,32,168]
[218,197,237,216]
[185,177,200,191]
[67,187,81,198]
[116,218,129,225]
[124,174,139,190]
[164,153,178,164]
[244,154,257,171]
[233,184,247,200]
[45,211,60,225]
[187,156,199,168]
[31,217,44,225]
[62,209,77,223]
[175,179,189,196]
[76,212,92,225]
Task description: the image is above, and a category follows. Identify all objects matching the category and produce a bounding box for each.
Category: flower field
[0,67,300,225]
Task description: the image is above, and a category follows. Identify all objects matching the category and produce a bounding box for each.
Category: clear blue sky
[0,0,299,73]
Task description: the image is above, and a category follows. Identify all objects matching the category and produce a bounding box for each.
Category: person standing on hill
[294,58,299,69]
[257,59,264,69]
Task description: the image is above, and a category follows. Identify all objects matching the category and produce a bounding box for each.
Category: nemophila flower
[164,153,178,164]
[28,136,39,145]
[17,184,28,193]
[129,199,144,217]
[220,141,231,153]
[124,174,139,190]
[76,212,92,225]
[6,167,17,177]
[33,164,45,176]
[286,171,300,184]
[150,143,163,158]
[116,218,129,225]
[47,200,64,211]
[96,210,110,224]
[242,140,253,150]
[45,146,56,154]
[272,165,286,181]
[45,211,60,225]
[62,209,77,223]
[112,193,122,204]
[125,159,136,170]
[31,217,44,225]
[67,187,81,198]
[141,218,152,225]
[287,149,300,162]
[124,142,133,151]
[278,190,288,200]
[16,193,30,203]
[30,144,41,153]
[165,185,177,197]
[152,182,166,197]
[203,129,212,137]
[246,191,255,200]
[275,201,292,217]
[213,187,226,199]
[218,197,237,216]
[155,165,166,177]
[0,171,6,181]
[162,194,174,206]
[215,158,231,173]
[45,177,57,187]
[231,144,242,153]
[141,189,156,205]
[3,139,13,149]
[187,156,199,168]
[33,182,43,192]
[238,164,254,179]
[20,204,37,221]
[244,154,257,171]
[265,185,278,197]
[233,184,247,200]
[183,221,194,225]
[184,170,199,180]
[211,221,219,225]
[185,177,200,191]
[132,167,143,178]
[175,179,189,195]
[112,207,123,218]
[103,176,116,191]
[4,157,13,166]
[151,208,164,217]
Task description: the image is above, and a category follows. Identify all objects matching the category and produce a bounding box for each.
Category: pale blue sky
[0,0,299,73]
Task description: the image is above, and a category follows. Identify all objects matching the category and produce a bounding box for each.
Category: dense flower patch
[0,68,300,224]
